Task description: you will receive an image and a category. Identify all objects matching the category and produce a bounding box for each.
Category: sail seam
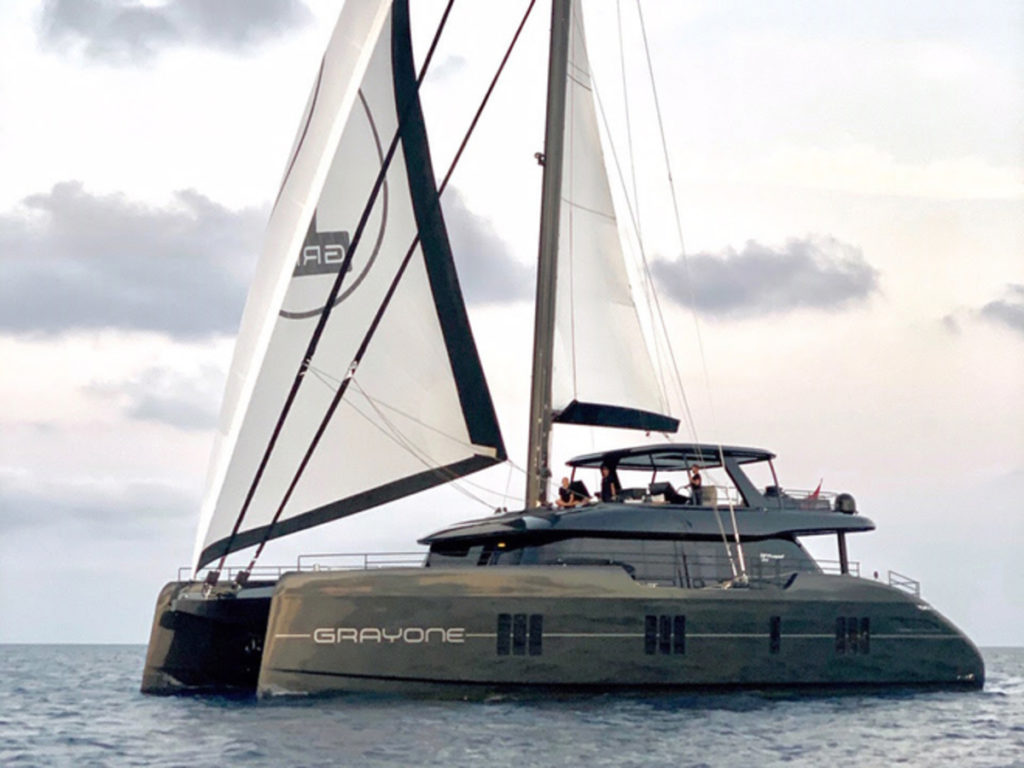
[560,197,615,221]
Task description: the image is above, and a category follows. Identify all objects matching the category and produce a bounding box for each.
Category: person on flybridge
[599,464,620,502]
[556,477,590,508]
[688,466,703,506]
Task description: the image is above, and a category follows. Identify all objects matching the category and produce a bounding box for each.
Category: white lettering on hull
[312,627,466,644]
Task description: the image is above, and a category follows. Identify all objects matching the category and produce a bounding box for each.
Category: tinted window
[425,545,485,568]
[434,536,819,587]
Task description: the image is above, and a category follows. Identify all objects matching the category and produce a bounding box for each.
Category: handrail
[177,551,918,595]
[888,570,921,597]
[817,559,861,577]
[179,551,427,583]
[297,551,426,571]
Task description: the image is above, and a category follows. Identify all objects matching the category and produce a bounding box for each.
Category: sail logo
[312,626,466,644]
[293,224,351,278]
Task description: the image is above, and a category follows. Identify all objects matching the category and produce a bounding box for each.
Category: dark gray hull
[141,581,273,695]
[256,567,983,698]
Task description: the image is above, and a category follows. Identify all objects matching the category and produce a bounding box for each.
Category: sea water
[1,645,1021,767]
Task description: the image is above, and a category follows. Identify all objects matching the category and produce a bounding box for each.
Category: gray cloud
[87,364,224,430]
[0,181,263,338]
[651,236,879,318]
[444,187,532,304]
[38,0,313,63]
[979,284,1024,338]
[0,474,196,536]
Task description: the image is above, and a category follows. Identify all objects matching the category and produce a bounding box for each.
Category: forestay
[192,0,505,571]
[550,0,678,433]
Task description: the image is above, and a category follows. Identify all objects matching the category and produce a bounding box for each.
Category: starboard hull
[255,567,984,698]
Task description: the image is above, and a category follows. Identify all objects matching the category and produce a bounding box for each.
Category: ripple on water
[0,646,1022,768]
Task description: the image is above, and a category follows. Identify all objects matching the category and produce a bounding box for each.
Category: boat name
[312,626,465,644]
[759,553,785,562]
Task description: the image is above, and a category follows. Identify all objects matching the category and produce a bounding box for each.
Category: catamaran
[142,0,983,696]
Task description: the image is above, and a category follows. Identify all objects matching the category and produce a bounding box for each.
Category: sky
[0,0,1021,646]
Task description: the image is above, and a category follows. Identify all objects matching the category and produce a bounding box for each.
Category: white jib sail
[550,0,676,433]
[192,0,504,571]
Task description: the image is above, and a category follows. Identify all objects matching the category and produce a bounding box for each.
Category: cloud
[87,363,224,430]
[978,284,1024,337]
[37,0,313,64]
[0,472,196,536]
[0,181,263,338]
[651,236,879,318]
[444,187,532,304]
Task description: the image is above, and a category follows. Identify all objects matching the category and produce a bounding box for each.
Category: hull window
[496,613,543,656]
[835,616,871,655]
[769,615,781,654]
[645,614,686,655]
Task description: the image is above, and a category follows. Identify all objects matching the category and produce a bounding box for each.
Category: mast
[525,0,572,508]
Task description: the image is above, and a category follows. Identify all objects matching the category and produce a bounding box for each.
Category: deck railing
[887,570,921,597]
[179,551,426,583]
[180,551,920,596]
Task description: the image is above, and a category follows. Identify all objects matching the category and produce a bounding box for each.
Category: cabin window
[681,538,819,588]
[494,537,680,585]
[435,535,819,587]
[425,545,485,568]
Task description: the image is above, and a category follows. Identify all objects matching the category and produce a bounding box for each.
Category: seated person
[665,483,689,505]
[648,481,688,504]
[556,477,590,507]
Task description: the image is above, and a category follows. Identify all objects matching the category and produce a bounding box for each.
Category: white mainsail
[192,0,504,571]
[550,1,677,433]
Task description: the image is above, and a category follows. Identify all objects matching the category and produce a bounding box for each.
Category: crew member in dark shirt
[689,466,703,505]
[600,464,620,502]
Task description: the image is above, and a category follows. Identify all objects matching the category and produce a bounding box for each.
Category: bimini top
[567,443,773,471]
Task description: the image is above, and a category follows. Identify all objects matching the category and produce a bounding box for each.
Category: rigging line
[340,382,498,510]
[347,380,505,507]
[616,0,642,244]
[632,0,700,440]
[318,363,533,496]
[239,0,539,575]
[636,0,745,577]
[209,0,458,581]
[345,376,518,502]
[578,14,684,432]
[306,364,477,454]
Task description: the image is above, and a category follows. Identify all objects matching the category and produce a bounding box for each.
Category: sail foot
[553,399,679,433]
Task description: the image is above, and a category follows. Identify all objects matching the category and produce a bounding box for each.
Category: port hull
[256,567,984,698]
[140,581,272,695]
